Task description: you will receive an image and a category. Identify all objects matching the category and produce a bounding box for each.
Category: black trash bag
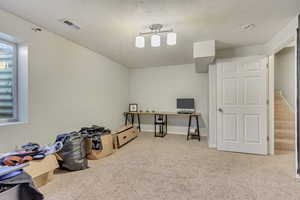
[79,125,111,150]
[55,132,88,171]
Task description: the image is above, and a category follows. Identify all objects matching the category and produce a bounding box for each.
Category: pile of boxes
[0,125,138,199]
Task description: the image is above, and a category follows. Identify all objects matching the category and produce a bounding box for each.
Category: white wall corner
[194,40,216,73]
[193,40,216,58]
[266,16,299,55]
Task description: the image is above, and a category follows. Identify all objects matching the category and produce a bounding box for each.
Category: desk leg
[131,113,135,126]
[154,114,156,137]
[196,116,200,141]
[187,115,192,140]
[165,115,168,135]
[137,114,141,132]
[125,113,128,125]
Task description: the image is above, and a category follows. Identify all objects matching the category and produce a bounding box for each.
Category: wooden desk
[124,111,201,141]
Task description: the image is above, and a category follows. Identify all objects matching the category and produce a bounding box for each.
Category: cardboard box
[24,154,59,188]
[112,133,118,149]
[113,125,138,148]
[0,185,20,200]
[86,134,114,160]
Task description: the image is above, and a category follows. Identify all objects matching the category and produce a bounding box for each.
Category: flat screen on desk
[176,98,195,109]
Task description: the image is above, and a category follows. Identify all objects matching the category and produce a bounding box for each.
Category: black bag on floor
[79,125,111,150]
[56,132,88,171]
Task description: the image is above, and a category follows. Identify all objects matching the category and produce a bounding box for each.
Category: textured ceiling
[0,0,299,68]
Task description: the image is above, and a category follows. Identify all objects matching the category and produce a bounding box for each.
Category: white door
[217,57,268,155]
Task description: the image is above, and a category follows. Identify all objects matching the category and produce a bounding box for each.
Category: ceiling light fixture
[135,24,176,48]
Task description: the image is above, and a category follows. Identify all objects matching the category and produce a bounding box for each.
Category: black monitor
[176,98,195,109]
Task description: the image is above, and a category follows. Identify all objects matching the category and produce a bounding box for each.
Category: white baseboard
[208,143,217,148]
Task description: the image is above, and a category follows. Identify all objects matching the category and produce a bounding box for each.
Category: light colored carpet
[41,133,300,200]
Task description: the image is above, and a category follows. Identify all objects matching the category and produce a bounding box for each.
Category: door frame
[265,16,299,178]
[268,41,297,155]
[268,55,275,155]
[296,15,300,177]
[268,39,297,156]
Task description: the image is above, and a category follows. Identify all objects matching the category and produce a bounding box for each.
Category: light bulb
[167,32,176,46]
[151,34,160,47]
[135,36,145,48]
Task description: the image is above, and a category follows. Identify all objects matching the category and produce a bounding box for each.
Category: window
[0,39,17,123]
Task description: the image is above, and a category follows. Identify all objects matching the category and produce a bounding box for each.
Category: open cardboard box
[86,134,114,160]
[113,125,138,148]
[24,154,58,188]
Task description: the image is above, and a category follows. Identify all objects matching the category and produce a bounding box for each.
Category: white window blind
[0,40,17,122]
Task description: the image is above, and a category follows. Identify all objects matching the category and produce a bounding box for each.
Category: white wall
[129,64,208,135]
[265,16,298,55]
[275,47,296,111]
[216,44,267,59]
[0,9,129,152]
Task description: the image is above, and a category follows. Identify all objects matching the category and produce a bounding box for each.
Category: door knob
[218,108,223,113]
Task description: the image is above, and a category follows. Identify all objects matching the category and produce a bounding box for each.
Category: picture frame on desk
[129,104,138,112]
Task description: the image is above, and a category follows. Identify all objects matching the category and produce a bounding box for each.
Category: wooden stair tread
[275,139,295,151]
[274,92,295,152]
[275,130,295,140]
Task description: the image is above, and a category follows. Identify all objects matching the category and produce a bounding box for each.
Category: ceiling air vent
[241,24,256,31]
[59,19,81,30]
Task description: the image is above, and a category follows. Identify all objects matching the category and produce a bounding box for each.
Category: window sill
[0,121,26,127]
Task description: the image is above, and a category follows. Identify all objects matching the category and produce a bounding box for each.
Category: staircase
[275,91,295,152]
